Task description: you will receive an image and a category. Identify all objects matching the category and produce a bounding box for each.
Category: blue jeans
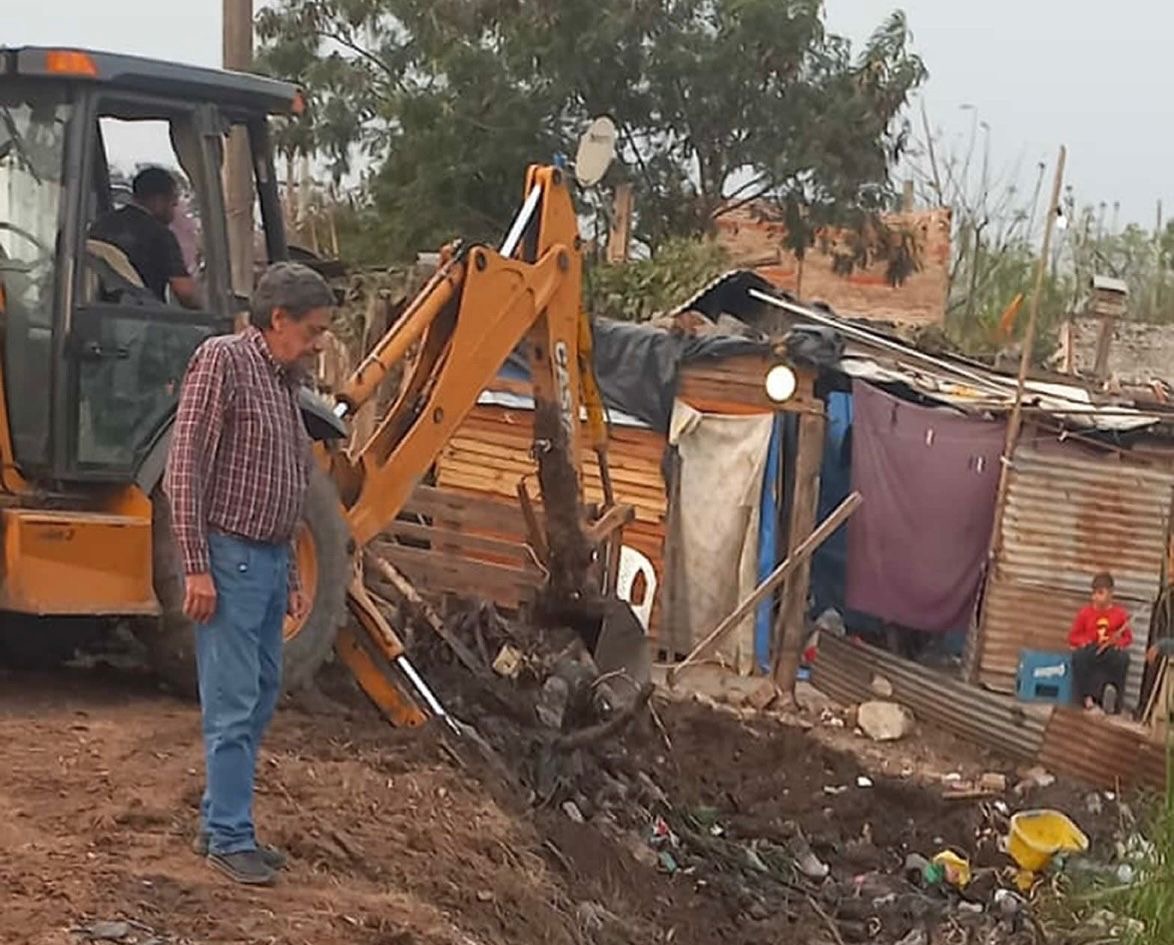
[196,531,288,855]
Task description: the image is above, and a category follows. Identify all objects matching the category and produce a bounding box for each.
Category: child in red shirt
[1068,571,1133,713]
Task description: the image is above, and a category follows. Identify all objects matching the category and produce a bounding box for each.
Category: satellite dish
[574,116,617,187]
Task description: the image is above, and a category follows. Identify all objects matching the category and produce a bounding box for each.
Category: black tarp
[505,318,767,433]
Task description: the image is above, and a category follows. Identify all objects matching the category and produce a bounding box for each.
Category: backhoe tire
[140,467,350,699]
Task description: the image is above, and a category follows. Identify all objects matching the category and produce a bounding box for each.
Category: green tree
[257,0,927,264]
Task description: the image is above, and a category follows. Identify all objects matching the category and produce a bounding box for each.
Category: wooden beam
[223,0,255,294]
[607,182,633,264]
[668,489,860,683]
[364,551,484,675]
[773,410,828,692]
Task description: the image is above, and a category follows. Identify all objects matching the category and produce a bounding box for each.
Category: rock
[794,680,836,713]
[561,800,585,824]
[979,772,1008,793]
[904,853,930,884]
[870,674,894,698]
[782,824,830,880]
[747,679,780,712]
[492,644,523,678]
[747,900,770,921]
[1017,765,1056,790]
[1086,792,1104,816]
[76,922,133,942]
[535,676,571,729]
[856,701,914,742]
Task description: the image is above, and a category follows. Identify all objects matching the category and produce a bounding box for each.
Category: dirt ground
[0,656,1119,945]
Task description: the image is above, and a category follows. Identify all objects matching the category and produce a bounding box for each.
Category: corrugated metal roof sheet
[1038,707,1145,790]
[978,446,1174,708]
[812,634,1051,762]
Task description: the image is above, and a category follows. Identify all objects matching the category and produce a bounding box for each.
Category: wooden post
[773,409,826,693]
[967,145,1066,683]
[223,0,255,295]
[607,182,633,264]
[669,490,860,682]
[901,179,914,212]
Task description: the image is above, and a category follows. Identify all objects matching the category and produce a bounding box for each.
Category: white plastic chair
[615,545,657,633]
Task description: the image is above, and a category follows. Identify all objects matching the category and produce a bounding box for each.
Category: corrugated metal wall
[978,446,1174,707]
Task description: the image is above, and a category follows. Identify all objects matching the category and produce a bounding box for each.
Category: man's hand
[287,589,310,622]
[183,573,217,623]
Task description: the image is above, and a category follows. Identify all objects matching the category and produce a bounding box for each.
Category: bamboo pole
[967,145,1066,683]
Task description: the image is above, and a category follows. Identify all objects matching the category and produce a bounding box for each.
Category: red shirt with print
[1068,605,1133,650]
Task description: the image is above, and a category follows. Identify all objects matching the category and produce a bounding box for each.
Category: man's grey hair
[250,262,335,330]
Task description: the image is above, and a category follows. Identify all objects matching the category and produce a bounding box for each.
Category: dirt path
[0,667,588,945]
[0,664,1113,945]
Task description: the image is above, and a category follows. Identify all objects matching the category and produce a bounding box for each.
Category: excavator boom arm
[327,165,620,727]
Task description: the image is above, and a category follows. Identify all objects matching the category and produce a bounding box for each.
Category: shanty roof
[676,269,1171,435]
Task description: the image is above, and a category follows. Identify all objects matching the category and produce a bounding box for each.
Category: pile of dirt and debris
[392,601,1126,945]
[0,606,1128,945]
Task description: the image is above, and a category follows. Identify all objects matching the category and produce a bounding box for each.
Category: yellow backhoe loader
[0,46,644,724]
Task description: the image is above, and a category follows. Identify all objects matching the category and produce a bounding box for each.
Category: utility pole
[223,0,254,297]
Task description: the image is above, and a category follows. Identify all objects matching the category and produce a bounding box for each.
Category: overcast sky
[8,1,1171,229]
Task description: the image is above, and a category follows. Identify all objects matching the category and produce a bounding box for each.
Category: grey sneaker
[1103,684,1119,715]
[194,833,287,870]
[208,849,277,886]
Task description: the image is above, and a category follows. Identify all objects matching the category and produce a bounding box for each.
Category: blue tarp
[754,415,784,671]
[811,391,853,616]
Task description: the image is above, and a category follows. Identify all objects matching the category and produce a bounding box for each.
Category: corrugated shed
[1136,740,1171,794]
[714,205,951,326]
[1037,707,1155,792]
[978,446,1174,707]
[812,634,1051,762]
[434,401,668,636]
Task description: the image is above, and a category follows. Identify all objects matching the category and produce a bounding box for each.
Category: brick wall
[715,205,952,326]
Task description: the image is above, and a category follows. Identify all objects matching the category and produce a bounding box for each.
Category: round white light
[764,364,798,403]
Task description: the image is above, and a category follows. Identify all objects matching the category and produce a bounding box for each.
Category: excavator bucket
[590,596,652,703]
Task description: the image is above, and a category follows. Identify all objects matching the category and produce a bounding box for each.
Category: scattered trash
[1016,766,1056,792]
[492,644,523,678]
[903,853,931,884]
[994,800,1010,816]
[856,775,874,788]
[657,850,679,874]
[894,927,928,945]
[856,701,915,742]
[958,901,984,915]
[942,772,963,784]
[823,784,849,796]
[979,772,1008,793]
[1006,809,1089,873]
[561,800,585,824]
[1085,792,1104,816]
[929,849,972,888]
[993,888,1024,917]
[820,708,845,728]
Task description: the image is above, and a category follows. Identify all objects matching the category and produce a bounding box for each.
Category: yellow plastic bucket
[1007,810,1089,872]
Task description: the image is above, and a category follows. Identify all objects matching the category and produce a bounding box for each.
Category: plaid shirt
[164,327,310,591]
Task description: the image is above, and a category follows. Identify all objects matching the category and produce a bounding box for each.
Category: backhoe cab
[0,47,646,719]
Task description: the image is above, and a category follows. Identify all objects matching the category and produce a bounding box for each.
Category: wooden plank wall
[372,486,545,610]
[433,402,669,637]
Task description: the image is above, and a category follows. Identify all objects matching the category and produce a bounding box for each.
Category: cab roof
[0,46,301,116]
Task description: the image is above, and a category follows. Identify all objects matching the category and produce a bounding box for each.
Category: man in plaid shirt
[164,262,333,886]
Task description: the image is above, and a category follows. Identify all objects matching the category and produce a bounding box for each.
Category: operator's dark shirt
[90,204,187,301]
